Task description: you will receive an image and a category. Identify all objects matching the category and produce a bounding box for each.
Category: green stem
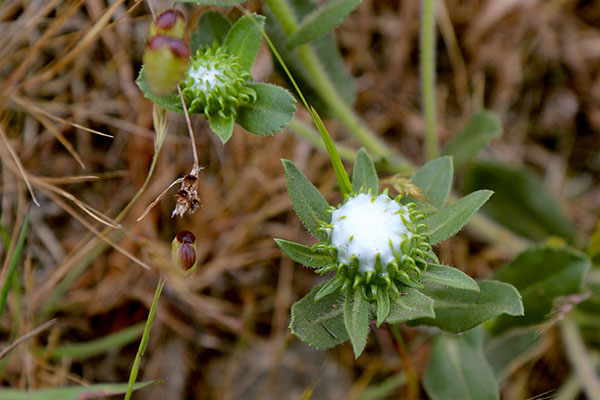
[263,0,411,171]
[561,315,600,400]
[421,0,438,160]
[389,324,418,400]
[124,274,165,400]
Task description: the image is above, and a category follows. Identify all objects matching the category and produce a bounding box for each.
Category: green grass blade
[0,212,29,319]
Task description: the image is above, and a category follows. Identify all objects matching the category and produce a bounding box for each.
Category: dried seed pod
[172,230,198,274]
[149,9,186,39]
[143,35,190,96]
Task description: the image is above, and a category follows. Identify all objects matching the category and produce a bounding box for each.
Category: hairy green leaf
[420,264,479,292]
[413,280,523,333]
[424,328,499,400]
[237,83,296,136]
[411,156,453,210]
[286,0,363,49]
[190,11,232,52]
[315,275,344,301]
[274,239,333,269]
[290,281,348,349]
[223,14,265,73]
[463,161,576,242]
[0,381,159,400]
[136,67,183,113]
[442,110,502,169]
[208,113,234,143]
[385,289,435,324]
[352,147,378,194]
[490,244,591,334]
[344,287,370,357]
[282,160,330,241]
[426,190,493,245]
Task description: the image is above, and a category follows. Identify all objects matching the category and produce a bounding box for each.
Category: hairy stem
[421,0,438,160]
[125,274,165,400]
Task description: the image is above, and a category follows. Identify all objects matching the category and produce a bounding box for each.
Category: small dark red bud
[176,230,196,244]
[178,243,196,271]
[156,9,185,30]
[146,35,190,58]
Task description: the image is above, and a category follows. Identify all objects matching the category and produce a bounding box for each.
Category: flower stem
[124,273,165,400]
[421,0,438,160]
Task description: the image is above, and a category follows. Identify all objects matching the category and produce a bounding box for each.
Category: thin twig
[0,319,57,361]
[177,84,199,167]
[0,125,39,206]
[136,177,184,222]
[144,0,156,20]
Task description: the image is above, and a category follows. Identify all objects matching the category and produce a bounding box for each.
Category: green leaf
[190,11,232,52]
[315,275,344,302]
[413,280,523,333]
[274,239,333,269]
[463,161,576,242]
[208,113,234,143]
[237,83,296,135]
[411,156,453,209]
[0,212,28,319]
[420,264,479,292]
[286,0,363,49]
[375,288,390,327]
[264,0,355,118]
[385,289,435,324]
[352,147,378,194]
[0,381,160,400]
[489,244,591,334]
[484,328,543,382]
[223,14,265,72]
[290,281,348,349]
[282,159,330,241]
[344,287,370,357]
[423,328,499,400]
[136,67,183,113]
[442,110,502,170]
[175,0,245,5]
[425,190,493,245]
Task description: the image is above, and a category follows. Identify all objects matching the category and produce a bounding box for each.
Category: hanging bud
[143,35,190,96]
[149,9,186,39]
[172,230,198,274]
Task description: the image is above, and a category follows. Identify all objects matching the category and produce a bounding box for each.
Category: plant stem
[421,0,438,160]
[389,324,418,400]
[263,0,411,171]
[561,315,600,400]
[125,274,165,400]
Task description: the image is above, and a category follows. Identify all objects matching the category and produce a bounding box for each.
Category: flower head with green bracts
[276,149,508,357]
[137,12,296,143]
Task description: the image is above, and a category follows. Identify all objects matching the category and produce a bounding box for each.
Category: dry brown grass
[0,0,598,398]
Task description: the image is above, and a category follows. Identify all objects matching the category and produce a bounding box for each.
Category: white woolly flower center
[330,193,412,272]
[188,63,223,93]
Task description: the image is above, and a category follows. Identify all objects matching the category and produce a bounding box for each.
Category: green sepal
[290,281,348,350]
[420,263,479,292]
[237,83,296,136]
[207,112,235,143]
[351,147,378,194]
[223,14,265,72]
[375,287,390,327]
[274,239,333,269]
[315,275,344,302]
[344,286,370,358]
[281,159,330,241]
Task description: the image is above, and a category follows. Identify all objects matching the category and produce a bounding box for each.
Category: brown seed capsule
[149,9,186,39]
[176,230,196,244]
[178,243,196,271]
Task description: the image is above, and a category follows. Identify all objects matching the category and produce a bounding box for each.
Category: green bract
[181,46,257,118]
